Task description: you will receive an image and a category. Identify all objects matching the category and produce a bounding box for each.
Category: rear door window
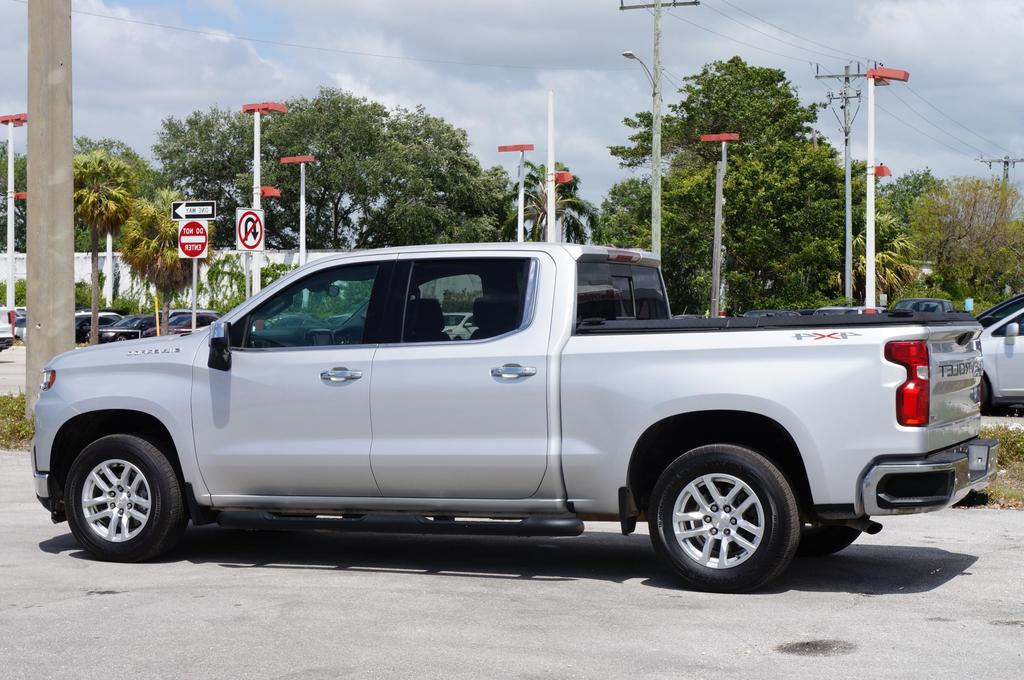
[400,258,531,343]
[576,262,669,322]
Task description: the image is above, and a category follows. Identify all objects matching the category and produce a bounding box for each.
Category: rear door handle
[491,363,537,379]
[320,367,363,383]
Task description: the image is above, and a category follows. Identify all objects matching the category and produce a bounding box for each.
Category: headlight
[40,369,56,391]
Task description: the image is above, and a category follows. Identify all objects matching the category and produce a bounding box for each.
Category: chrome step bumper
[860,438,998,516]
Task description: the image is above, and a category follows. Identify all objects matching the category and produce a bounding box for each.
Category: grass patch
[0,393,33,451]
[978,425,1024,509]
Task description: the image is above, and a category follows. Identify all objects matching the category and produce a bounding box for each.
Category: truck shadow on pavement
[39,525,977,595]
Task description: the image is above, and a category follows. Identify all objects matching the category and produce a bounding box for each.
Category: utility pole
[280,155,315,265]
[817,64,865,302]
[620,0,700,260]
[1,113,27,310]
[26,0,75,416]
[977,156,1024,183]
[700,133,739,317]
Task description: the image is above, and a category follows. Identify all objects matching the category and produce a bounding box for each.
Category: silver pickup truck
[31,243,996,592]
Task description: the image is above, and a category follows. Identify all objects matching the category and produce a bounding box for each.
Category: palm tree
[521,162,596,243]
[845,212,920,303]
[121,189,192,332]
[73,150,135,343]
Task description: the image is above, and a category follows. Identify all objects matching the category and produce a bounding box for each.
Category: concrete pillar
[26,0,75,415]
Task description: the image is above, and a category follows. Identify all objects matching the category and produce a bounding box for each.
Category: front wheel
[65,434,188,562]
[648,444,801,593]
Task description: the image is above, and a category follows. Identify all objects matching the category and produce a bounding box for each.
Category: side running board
[217,512,585,537]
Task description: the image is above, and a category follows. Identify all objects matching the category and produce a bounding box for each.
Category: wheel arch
[49,409,185,506]
[626,410,813,518]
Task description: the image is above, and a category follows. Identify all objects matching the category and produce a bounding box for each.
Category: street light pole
[242,102,287,295]
[700,133,739,317]
[280,155,315,266]
[497,144,534,242]
[863,67,909,308]
[546,90,557,243]
[2,114,27,310]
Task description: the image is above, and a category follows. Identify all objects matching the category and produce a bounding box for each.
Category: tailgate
[927,324,983,448]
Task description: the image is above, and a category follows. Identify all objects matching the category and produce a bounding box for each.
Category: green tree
[520,162,596,243]
[848,212,919,303]
[121,188,193,331]
[610,56,820,168]
[153,107,252,248]
[593,177,651,249]
[879,168,942,230]
[73,150,135,343]
[911,177,1023,302]
[157,89,515,252]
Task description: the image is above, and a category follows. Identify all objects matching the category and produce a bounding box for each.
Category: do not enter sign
[178,220,209,259]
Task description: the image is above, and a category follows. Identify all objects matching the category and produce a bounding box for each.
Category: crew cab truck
[31,243,997,592]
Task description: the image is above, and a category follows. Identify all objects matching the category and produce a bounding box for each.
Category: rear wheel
[65,434,187,562]
[648,444,801,593]
[796,525,861,557]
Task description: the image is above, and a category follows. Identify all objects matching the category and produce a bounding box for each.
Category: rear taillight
[885,340,930,426]
[8,310,14,332]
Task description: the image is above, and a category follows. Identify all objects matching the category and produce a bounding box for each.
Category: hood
[48,330,208,371]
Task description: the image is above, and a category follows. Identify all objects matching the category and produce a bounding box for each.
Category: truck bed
[575,312,979,334]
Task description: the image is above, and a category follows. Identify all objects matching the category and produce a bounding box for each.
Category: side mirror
[1006,322,1019,344]
[208,321,232,371]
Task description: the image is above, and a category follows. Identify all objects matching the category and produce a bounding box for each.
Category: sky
[1,0,1022,204]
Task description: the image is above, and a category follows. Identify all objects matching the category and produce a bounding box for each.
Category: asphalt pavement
[1,452,1022,679]
[0,345,26,395]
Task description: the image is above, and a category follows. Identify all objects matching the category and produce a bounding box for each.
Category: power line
[5,0,631,73]
[663,8,825,66]
[875,102,976,158]
[886,89,988,156]
[905,85,1014,156]
[713,0,874,62]
[700,1,851,62]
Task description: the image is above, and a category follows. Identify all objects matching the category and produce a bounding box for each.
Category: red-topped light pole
[700,132,740,317]
[864,67,909,308]
[1,113,27,309]
[280,155,315,263]
[242,102,287,295]
[497,144,534,242]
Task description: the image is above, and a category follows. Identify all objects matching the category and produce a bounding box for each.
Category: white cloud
[1,0,1022,200]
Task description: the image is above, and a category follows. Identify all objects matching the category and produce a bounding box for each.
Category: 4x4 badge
[793,332,862,340]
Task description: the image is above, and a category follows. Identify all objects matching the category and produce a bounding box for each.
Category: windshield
[112,316,145,328]
[977,296,1024,328]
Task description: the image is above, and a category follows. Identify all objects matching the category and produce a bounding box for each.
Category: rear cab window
[576,261,670,323]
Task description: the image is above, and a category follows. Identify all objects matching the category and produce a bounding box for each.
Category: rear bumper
[860,437,998,516]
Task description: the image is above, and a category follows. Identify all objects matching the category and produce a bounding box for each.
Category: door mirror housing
[208,321,232,371]
[1005,322,1020,343]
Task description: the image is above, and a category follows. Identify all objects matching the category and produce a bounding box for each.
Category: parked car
[99,315,158,343]
[892,298,954,313]
[442,312,477,340]
[977,294,1024,328]
[978,295,1024,411]
[813,306,886,316]
[0,307,16,351]
[31,243,994,593]
[74,312,122,343]
[14,316,26,343]
[136,310,221,338]
[165,312,221,335]
[741,309,801,318]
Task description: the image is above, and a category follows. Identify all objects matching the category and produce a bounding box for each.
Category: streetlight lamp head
[622,51,637,60]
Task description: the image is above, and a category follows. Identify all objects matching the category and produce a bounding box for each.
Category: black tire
[648,443,801,593]
[796,525,862,557]
[980,374,993,416]
[65,434,187,562]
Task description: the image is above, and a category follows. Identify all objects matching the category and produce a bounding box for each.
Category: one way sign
[171,200,217,221]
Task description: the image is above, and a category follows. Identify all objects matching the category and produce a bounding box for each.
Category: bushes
[0,394,33,451]
[977,425,1024,508]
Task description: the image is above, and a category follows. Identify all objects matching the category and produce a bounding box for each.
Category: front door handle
[491,363,537,379]
[320,367,363,383]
